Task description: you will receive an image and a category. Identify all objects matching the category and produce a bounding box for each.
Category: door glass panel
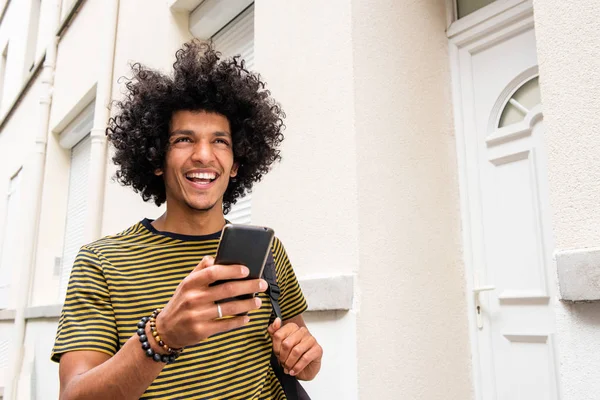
[499,76,541,128]
[457,0,497,19]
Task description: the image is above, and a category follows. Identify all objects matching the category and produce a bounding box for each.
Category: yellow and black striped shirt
[51,219,308,399]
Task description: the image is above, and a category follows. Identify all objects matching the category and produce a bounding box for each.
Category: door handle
[473,285,495,294]
[473,285,495,329]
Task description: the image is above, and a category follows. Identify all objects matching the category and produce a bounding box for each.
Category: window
[58,103,94,301]
[0,322,10,389]
[456,0,496,19]
[498,76,540,128]
[0,169,23,309]
[25,0,42,73]
[212,5,254,224]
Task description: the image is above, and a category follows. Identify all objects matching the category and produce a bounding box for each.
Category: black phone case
[211,224,275,302]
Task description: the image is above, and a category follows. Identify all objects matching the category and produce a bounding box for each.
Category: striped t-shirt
[52,219,308,399]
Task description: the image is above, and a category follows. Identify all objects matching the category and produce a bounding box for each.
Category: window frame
[57,102,95,301]
[0,166,23,309]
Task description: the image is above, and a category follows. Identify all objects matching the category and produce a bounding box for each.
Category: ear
[230,162,239,178]
[154,169,163,176]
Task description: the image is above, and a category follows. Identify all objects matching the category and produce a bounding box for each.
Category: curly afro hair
[106,40,285,214]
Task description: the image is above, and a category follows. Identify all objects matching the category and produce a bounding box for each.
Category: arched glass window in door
[498,76,541,128]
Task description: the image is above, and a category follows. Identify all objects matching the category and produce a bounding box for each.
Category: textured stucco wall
[252,1,359,278]
[533,1,600,399]
[352,0,472,398]
[533,1,600,251]
[253,1,359,398]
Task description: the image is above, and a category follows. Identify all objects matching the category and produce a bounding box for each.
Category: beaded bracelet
[136,313,182,364]
[148,308,183,356]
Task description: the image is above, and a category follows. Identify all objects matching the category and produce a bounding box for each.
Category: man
[52,40,322,399]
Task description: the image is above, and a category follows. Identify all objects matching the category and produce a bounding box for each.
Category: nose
[190,140,215,164]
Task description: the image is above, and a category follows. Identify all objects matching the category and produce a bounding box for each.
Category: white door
[449,2,560,399]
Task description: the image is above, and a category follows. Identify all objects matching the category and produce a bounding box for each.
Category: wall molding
[300,274,354,312]
[0,308,15,320]
[168,0,203,12]
[23,304,63,319]
[556,247,600,302]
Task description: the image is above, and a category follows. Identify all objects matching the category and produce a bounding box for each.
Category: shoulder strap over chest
[264,249,312,400]
[262,251,282,320]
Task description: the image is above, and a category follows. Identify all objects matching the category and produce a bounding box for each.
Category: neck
[152,201,226,237]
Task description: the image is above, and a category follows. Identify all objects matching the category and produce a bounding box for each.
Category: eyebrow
[170,129,232,138]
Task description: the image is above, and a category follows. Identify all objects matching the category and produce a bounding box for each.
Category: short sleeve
[51,246,119,362]
[271,238,308,321]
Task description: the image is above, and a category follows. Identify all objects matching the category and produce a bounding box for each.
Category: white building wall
[102,0,191,236]
[32,0,109,307]
[253,1,359,398]
[0,78,42,310]
[533,1,600,399]
[352,1,472,399]
[1,0,475,398]
[253,0,472,399]
[0,0,34,117]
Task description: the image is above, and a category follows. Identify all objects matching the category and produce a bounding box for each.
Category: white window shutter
[212,6,254,224]
[59,134,92,301]
[0,327,9,387]
[0,170,23,309]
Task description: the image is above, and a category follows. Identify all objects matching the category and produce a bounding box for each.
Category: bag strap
[263,251,311,400]
[263,251,282,321]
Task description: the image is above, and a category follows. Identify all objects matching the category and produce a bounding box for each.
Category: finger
[193,256,215,272]
[279,327,308,367]
[202,315,251,338]
[207,278,268,302]
[216,297,262,318]
[271,323,300,358]
[194,264,251,286]
[267,318,282,336]
[288,342,323,377]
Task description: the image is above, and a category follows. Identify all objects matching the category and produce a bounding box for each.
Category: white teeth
[187,172,217,180]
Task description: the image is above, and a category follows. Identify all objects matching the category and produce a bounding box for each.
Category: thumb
[268,318,282,336]
[194,255,215,272]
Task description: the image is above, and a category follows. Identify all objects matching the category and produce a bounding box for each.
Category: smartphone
[211,223,275,301]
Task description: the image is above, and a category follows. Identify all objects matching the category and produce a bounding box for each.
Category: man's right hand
[156,256,267,349]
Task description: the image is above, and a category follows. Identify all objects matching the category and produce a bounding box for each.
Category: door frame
[445,1,543,398]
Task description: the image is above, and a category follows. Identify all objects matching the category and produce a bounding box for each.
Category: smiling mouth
[185,171,219,185]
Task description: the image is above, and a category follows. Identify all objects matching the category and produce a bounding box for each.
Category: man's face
[158,110,238,213]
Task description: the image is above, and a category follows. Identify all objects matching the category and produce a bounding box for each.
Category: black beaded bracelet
[136,316,180,364]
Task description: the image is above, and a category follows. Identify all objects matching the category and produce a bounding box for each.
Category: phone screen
[210,224,274,302]
[215,224,274,279]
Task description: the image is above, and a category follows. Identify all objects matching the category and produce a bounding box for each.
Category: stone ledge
[299,274,354,311]
[0,309,16,321]
[24,304,63,319]
[556,247,600,302]
[167,0,203,12]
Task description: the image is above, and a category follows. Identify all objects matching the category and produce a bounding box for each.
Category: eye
[173,137,192,144]
[215,138,231,146]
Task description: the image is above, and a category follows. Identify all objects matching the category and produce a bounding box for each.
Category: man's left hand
[267,317,323,381]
